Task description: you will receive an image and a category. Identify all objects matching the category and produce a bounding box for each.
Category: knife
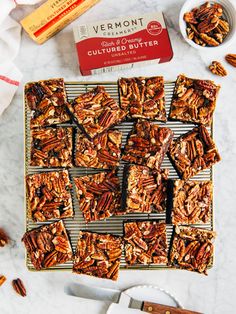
[64,283,202,314]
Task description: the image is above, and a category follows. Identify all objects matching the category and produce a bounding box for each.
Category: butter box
[21,0,100,44]
[73,12,173,75]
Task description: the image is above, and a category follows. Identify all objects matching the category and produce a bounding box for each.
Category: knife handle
[142,302,202,314]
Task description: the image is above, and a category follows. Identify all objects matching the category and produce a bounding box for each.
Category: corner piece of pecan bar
[25,78,70,128]
[75,130,122,169]
[30,126,73,167]
[169,225,216,275]
[22,220,73,270]
[26,170,73,222]
[171,179,212,225]
[124,221,167,265]
[67,86,126,139]
[122,165,169,214]
[118,76,166,121]
[169,125,221,179]
[74,170,121,223]
[73,231,123,281]
[122,120,173,170]
[169,74,220,125]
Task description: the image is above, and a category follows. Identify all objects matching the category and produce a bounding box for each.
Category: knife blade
[65,283,202,314]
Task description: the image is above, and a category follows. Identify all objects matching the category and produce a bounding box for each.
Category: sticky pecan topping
[73,231,123,281]
[169,74,220,125]
[171,180,212,225]
[124,221,167,265]
[74,171,121,223]
[122,120,173,170]
[118,76,166,121]
[183,2,229,47]
[122,165,169,214]
[26,170,73,222]
[30,127,73,167]
[67,86,126,139]
[12,279,27,297]
[25,78,70,128]
[169,126,221,180]
[169,226,216,275]
[22,220,73,270]
[75,130,122,169]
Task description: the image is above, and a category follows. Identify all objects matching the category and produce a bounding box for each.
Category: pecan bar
[67,86,126,139]
[171,180,212,225]
[73,231,122,280]
[25,78,70,128]
[123,165,168,213]
[169,125,221,179]
[74,171,121,223]
[75,130,122,169]
[118,76,166,121]
[26,170,73,222]
[122,120,173,170]
[30,127,73,167]
[169,74,220,125]
[22,220,73,270]
[169,226,216,275]
[124,221,167,265]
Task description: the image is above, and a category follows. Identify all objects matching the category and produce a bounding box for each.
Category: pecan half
[12,279,27,297]
[209,61,227,76]
[225,54,236,67]
[0,228,9,247]
[0,275,6,286]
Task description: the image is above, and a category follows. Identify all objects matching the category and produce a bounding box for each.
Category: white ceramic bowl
[179,0,236,50]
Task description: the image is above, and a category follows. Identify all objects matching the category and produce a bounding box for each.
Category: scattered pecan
[169,74,220,125]
[73,231,123,280]
[25,78,70,128]
[171,180,212,225]
[0,275,6,286]
[75,130,122,169]
[124,221,167,265]
[225,54,236,67]
[22,220,73,270]
[74,171,121,222]
[118,76,166,121]
[67,86,126,139]
[209,61,227,76]
[26,170,73,222]
[122,120,173,170]
[169,126,221,180]
[0,228,9,247]
[122,165,169,214]
[169,226,216,275]
[12,278,27,297]
[183,2,230,47]
[30,127,73,167]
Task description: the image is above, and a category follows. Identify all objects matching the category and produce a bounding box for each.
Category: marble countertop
[1,0,236,313]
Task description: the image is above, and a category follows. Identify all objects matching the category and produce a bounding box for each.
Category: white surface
[179,0,236,50]
[0,0,236,313]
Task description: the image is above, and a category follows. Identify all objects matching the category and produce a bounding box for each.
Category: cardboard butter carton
[73,12,173,75]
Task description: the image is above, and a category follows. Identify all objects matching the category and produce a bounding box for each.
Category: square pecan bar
[124,221,167,265]
[169,125,221,179]
[73,231,122,280]
[67,86,126,139]
[118,76,166,121]
[169,74,220,125]
[30,127,73,167]
[171,180,212,225]
[74,171,121,223]
[25,78,70,128]
[122,165,169,213]
[22,220,73,270]
[122,120,173,170]
[169,226,216,275]
[75,130,122,169]
[26,170,73,222]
